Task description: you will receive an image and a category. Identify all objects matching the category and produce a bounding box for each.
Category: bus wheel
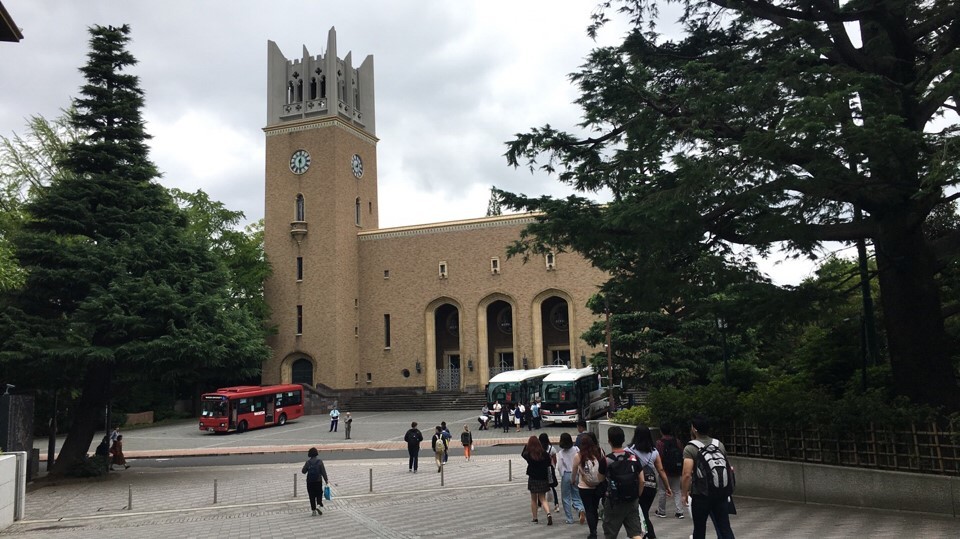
[278,413,287,426]
[237,420,248,433]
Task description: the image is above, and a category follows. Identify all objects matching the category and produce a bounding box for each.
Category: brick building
[262,29,607,395]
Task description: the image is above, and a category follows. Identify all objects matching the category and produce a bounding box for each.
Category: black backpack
[689,439,735,496]
[660,437,683,477]
[605,451,641,503]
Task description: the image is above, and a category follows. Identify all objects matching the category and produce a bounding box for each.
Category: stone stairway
[345,392,487,412]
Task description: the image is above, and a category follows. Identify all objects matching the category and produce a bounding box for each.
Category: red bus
[199,384,304,433]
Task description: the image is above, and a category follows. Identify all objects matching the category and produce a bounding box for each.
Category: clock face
[351,154,364,178]
[290,150,310,175]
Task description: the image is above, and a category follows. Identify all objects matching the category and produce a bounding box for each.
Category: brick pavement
[6,454,957,538]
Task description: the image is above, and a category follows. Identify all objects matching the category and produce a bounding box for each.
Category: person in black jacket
[301,447,329,516]
[403,421,423,473]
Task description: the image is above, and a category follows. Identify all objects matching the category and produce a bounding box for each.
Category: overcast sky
[1,0,820,284]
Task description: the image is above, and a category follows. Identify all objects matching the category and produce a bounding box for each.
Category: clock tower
[262,28,377,390]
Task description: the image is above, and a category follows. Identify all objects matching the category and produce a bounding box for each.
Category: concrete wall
[0,452,27,531]
[594,420,959,518]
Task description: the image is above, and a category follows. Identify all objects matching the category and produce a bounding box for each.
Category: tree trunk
[874,217,960,410]
[51,364,111,475]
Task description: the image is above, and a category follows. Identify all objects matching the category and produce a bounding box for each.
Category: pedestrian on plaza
[344,412,353,439]
[556,432,585,525]
[538,432,560,513]
[654,423,685,519]
[519,402,528,430]
[626,423,671,539]
[441,421,452,463]
[110,426,121,443]
[501,404,512,433]
[571,431,605,538]
[682,414,736,539]
[521,435,554,525]
[461,425,474,461]
[493,400,502,428]
[478,405,490,430]
[301,447,329,516]
[110,434,129,470]
[532,400,542,429]
[574,420,587,448]
[95,435,110,471]
[404,421,423,473]
[602,426,645,539]
[514,404,523,432]
[329,406,340,432]
[524,401,534,431]
[431,426,448,473]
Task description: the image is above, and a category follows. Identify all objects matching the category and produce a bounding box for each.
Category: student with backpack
[300,447,329,516]
[626,424,672,539]
[681,414,736,539]
[571,432,606,538]
[654,423,685,519]
[601,426,645,539]
[431,426,448,473]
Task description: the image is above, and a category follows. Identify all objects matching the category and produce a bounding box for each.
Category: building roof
[542,367,597,382]
[0,1,23,42]
[488,365,569,383]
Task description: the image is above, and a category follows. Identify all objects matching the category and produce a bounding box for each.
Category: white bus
[486,365,569,409]
[539,367,608,424]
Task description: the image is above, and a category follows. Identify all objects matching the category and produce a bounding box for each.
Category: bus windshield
[487,382,521,403]
[201,398,228,418]
[542,382,576,403]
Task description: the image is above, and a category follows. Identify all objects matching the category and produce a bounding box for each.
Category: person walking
[521,435,554,525]
[532,400,542,429]
[654,423,685,519]
[682,414,736,539]
[493,400,502,429]
[441,421,452,463]
[572,432,605,538]
[300,447,330,516]
[110,426,121,443]
[514,404,523,432]
[501,404,512,433]
[461,425,474,461]
[602,426,645,539]
[329,406,340,432]
[109,434,129,470]
[344,412,353,439]
[626,424,671,539]
[404,421,423,473]
[431,426,448,473]
[556,432,585,525]
[538,432,560,512]
[479,404,490,430]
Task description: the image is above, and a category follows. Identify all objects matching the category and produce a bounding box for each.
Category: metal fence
[717,421,960,476]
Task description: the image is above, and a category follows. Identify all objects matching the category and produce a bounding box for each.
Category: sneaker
[675,512,685,519]
[547,515,553,526]
[311,509,317,516]
[654,509,667,518]
[554,505,560,513]
[317,508,322,515]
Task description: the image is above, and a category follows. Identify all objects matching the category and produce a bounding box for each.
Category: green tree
[485,185,503,216]
[0,25,268,474]
[504,1,960,409]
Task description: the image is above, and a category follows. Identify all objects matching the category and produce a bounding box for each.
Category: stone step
[345,393,487,412]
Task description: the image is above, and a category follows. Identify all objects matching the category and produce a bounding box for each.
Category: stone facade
[262,29,607,394]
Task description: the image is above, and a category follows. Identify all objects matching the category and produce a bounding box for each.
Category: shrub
[611,405,653,426]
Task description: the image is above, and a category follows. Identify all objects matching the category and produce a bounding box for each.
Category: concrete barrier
[597,420,959,518]
[0,451,27,531]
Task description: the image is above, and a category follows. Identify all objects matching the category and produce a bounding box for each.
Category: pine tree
[0,25,268,474]
[485,186,502,217]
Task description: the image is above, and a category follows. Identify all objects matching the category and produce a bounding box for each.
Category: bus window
[253,396,266,413]
[287,390,302,406]
[543,382,575,402]
[201,399,227,418]
[238,398,252,414]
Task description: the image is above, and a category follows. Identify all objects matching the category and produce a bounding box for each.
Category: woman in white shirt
[555,432,586,525]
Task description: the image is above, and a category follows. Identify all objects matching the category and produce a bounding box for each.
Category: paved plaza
[14,410,958,538]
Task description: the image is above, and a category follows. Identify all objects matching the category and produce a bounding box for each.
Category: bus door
[266,395,276,424]
[229,399,237,430]
[249,395,267,429]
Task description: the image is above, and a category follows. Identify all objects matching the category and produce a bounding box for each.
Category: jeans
[657,474,683,514]
[407,447,419,471]
[691,494,735,539]
[579,486,601,537]
[560,471,584,522]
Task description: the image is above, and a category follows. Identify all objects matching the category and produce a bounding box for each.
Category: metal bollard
[294,473,298,497]
[440,462,445,487]
[214,479,218,504]
[369,468,373,493]
[128,484,133,511]
[509,459,512,482]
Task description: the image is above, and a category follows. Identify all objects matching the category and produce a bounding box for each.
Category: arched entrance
[486,299,515,378]
[291,358,313,385]
[434,303,461,391]
[541,296,571,366]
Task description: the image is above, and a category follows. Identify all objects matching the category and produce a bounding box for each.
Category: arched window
[309,78,317,100]
[287,82,294,105]
[355,197,361,226]
[296,79,304,102]
[295,194,305,221]
[320,75,326,98]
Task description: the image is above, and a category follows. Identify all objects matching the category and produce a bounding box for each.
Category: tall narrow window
[296,257,303,281]
[491,257,500,274]
[545,252,556,270]
[296,305,303,335]
[309,77,317,100]
[355,197,361,226]
[287,82,294,104]
[439,261,448,279]
[384,314,391,348]
[296,79,304,102]
[295,194,305,221]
